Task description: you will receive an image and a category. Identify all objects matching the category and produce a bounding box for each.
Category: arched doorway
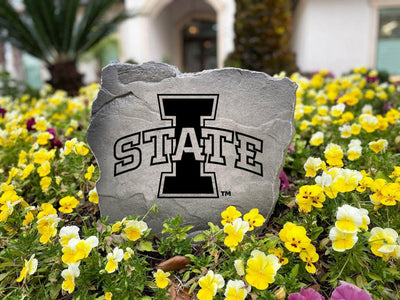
[123,0,235,70]
[182,19,217,72]
[151,0,217,71]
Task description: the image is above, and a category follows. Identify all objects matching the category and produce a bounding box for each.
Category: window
[183,20,217,72]
[376,8,400,74]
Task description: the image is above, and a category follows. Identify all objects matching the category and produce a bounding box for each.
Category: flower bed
[0,68,399,299]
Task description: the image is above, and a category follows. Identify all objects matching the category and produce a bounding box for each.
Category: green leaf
[188,282,198,295]
[49,283,62,299]
[194,234,206,242]
[137,241,155,252]
[0,272,9,282]
[367,272,382,281]
[0,262,14,269]
[290,264,299,278]
[182,271,191,282]
[310,226,324,240]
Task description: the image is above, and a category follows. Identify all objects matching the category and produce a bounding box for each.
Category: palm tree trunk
[47,60,83,95]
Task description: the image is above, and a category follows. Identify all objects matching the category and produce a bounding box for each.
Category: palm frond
[0,0,130,64]
[72,0,128,54]
[0,0,49,62]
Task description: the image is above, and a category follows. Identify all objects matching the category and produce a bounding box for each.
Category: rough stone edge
[89,61,297,117]
[86,61,298,230]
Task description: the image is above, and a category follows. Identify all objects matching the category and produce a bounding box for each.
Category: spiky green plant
[0,0,129,94]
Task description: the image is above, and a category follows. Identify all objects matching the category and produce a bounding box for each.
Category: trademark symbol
[221,191,231,196]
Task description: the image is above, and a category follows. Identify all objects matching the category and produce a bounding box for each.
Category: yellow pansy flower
[350,123,361,135]
[279,222,311,252]
[33,148,51,164]
[245,250,280,290]
[59,225,80,247]
[36,132,53,145]
[335,204,363,233]
[376,115,389,131]
[37,203,56,220]
[16,254,38,282]
[356,176,373,193]
[380,183,400,206]
[268,248,288,265]
[59,196,79,214]
[296,185,325,213]
[85,164,95,180]
[224,280,248,300]
[339,125,352,138]
[0,200,20,222]
[64,138,77,155]
[33,119,47,131]
[37,161,51,177]
[299,244,319,274]
[234,259,245,276]
[309,131,324,146]
[221,205,242,226]
[364,89,375,99]
[389,166,400,179]
[124,220,148,241]
[386,108,400,124]
[154,269,170,288]
[243,208,265,231]
[18,150,27,166]
[74,142,89,156]
[224,218,249,249]
[21,164,35,179]
[22,211,35,226]
[299,120,310,131]
[105,247,124,273]
[368,139,388,153]
[61,264,80,293]
[337,93,358,106]
[369,227,400,260]
[324,143,344,167]
[197,270,225,300]
[303,157,325,177]
[370,178,387,205]
[359,208,370,231]
[37,214,60,244]
[88,188,99,204]
[359,114,378,133]
[330,103,345,118]
[329,227,358,252]
[331,169,363,193]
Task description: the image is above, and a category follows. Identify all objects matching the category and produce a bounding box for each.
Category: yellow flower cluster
[221,206,265,250]
[329,204,369,252]
[37,203,60,244]
[279,222,319,273]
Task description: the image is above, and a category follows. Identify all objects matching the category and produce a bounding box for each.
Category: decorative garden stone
[87,62,297,233]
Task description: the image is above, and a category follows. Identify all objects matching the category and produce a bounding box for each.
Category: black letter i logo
[157,94,219,198]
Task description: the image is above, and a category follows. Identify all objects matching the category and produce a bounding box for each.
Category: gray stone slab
[87,62,296,234]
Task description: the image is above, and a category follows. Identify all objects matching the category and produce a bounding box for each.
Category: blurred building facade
[2,0,400,88]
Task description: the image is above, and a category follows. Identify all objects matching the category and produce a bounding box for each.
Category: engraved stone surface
[87,62,297,233]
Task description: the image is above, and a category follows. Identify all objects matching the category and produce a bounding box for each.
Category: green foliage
[226,0,298,75]
[0,0,128,65]
[1,69,400,299]
[157,215,193,256]
[0,0,129,93]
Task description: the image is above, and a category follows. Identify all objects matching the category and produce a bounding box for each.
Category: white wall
[293,0,373,76]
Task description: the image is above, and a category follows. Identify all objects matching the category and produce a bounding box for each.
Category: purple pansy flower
[288,287,324,300]
[331,281,373,300]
